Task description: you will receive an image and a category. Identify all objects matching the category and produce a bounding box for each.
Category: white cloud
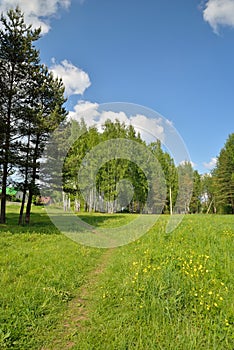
[68,101,165,142]
[203,157,217,169]
[50,60,91,97]
[130,114,165,143]
[203,0,234,33]
[0,0,71,34]
[69,102,130,132]
[68,100,99,125]
[179,160,197,168]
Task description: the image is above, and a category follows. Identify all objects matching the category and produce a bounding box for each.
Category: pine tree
[213,133,234,213]
[0,7,40,223]
[190,170,201,213]
[0,8,67,224]
[23,66,67,224]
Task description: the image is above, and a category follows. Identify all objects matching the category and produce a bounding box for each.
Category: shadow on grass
[0,205,135,235]
[77,214,131,227]
[0,206,60,235]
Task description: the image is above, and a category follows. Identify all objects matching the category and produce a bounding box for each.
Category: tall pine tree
[0,8,67,224]
[213,133,234,214]
[0,7,40,223]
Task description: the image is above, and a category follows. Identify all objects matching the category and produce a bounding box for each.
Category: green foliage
[0,8,67,224]
[63,120,178,214]
[213,133,234,214]
[190,170,201,213]
[0,7,41,223]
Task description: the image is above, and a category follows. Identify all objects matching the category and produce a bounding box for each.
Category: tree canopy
[212,133,234,214]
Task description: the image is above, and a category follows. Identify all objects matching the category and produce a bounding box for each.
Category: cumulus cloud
[68,100,99,124]
[69,102,130,132]
[0,0,71,34]
[130,114,165,143]
[101,111,130,124]
[203,157,217,169]
[203,0,234,33]
[68,101,165,142]
[50,60,91,97]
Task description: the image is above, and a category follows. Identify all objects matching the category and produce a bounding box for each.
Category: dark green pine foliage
[23,66,67,224]
[213,133,234,214]
[0,8,67,224]
[190,170,201,213]
[0,7,40,224]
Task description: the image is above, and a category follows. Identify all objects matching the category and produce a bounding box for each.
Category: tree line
[0,8,233,225]
[61,123,233,215]
[58,118,193,214]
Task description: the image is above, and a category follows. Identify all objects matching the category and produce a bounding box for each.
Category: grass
[0,205,103,349]
[0,205,234,349]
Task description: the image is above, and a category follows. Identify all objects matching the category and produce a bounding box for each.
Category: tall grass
[62,215,234,350]
[0,206,233,349]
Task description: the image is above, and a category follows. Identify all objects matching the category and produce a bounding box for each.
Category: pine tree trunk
[0,166,7,224]
[18,188,27,225]
[25,190,33,224]
[0,64,14,224]
[19,131,31,225]
[25,134,40,224]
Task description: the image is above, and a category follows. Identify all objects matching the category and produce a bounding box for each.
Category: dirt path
[42,248,114,350]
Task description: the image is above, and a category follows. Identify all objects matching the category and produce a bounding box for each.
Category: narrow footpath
[42,248,114,350]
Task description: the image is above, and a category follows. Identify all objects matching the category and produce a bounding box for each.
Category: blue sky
[1,0,234,173]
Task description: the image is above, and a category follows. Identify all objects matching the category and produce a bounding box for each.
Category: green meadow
[0,205,233,349]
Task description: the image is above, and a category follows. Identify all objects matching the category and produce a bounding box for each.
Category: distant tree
[200,174,216,213]
[190,170,201,213]
[65,123,99,212]
[163,153,178,215]
[175,162,193,214]
[148,141,178,214]
[213,133,234,214]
